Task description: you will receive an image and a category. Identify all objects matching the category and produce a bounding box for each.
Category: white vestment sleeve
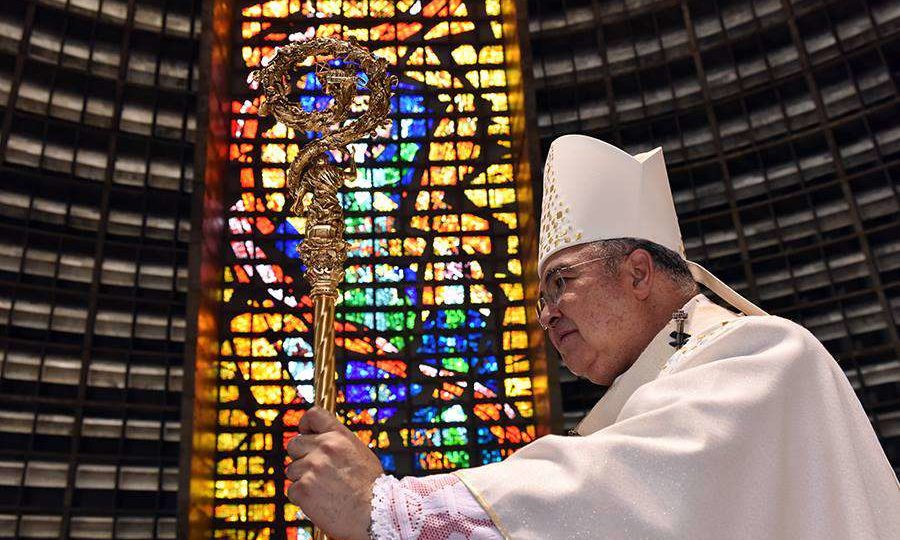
[455,316,900,540]
[369,473,503,540]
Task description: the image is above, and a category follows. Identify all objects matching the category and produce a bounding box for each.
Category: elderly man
[285,135,900,539]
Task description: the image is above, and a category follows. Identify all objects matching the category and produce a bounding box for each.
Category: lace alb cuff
[369,474,401,540]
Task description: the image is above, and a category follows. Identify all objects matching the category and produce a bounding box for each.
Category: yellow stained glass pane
[470,284,493,304]
[479,45,504,64]
[482,92,508,112]
[493,212,517,229]
[503,306,526,326]
[342,0,367,17]
[432,214,460,233]
[505,377,533,397]
[260,168,285,188]
[316,0,341,16]
[503,330,528,350]
[491,20,503,39]
[369,0,394,16]
[500,283,524,301]
[457,117,477,136]
[264,192,285,212]
[488,188,516,208]
[460,213,489,231]
[486,0,501,16]
[505,354,530,373]
[451,44,477,65]
[219,385,240,403]
[508,258,522,275]
[461,236,491,255]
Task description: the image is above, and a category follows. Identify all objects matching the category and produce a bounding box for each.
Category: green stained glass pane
[442,357,468,373]
[399,142,420,162]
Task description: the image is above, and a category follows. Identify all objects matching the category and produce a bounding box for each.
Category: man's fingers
[286,432,322,459]
[298,406,343,435]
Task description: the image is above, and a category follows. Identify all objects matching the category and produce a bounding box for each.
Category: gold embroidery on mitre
[539,145,584,263]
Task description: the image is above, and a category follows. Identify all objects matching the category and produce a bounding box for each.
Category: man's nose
[539,303,561,329]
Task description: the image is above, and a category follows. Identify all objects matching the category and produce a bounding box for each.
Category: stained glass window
[216,1,542,538]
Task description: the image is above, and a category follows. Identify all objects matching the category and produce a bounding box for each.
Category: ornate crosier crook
[250,37,396,539]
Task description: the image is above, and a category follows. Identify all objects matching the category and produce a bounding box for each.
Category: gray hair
[587,238,698,296]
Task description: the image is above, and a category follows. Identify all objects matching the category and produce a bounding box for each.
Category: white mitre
[539,134,765,316]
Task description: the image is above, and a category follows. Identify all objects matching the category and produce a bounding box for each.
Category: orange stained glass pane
[396,22,423,41]
[461,236,491,255]
[372,46,397,64]
[216,433,244,452]
[261,122,294,139]
[432,118,455,138]
[250,384,296,405]
[283,313,308,332]
[239,168,254,188]
[370,23,395,41]
[473,403,502,422]
[504,377,532,397]
[250,361,282,380]
[248,433,274,451]
[487,163,513,183]
[219,361,237,380]
[315,23,342,38]
[216,479,248,499]
[230,143,253,163]
[432,214,460,232]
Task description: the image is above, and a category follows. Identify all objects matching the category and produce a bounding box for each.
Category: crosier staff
[250,37,396,540]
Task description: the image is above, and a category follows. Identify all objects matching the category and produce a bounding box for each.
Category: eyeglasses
[535,256,613,329]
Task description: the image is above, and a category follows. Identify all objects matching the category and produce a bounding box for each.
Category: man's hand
[285,407,384,540]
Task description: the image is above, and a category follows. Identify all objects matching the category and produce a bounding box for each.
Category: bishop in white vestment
[284,135,900,540]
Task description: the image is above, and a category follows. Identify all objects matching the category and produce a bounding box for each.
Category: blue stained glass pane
[275,239,302,259]
[314,96,333,110]
[482,379,499,393]
[476,427,493,444]
[410,383,423,397]
[374,288,406,307]
[344,384,407,403]
[379,453,396,472]
[377,408,398,423]
[476,356,499,375]
[467,309,488,329]
[277,219,302,235]
[396,81,418,91]
[413,406,437,423]
[400,118,427,138]
[299,95,316,112]
[404,286,418,305]
[345,361,378,380]
[348,239,373,258]
[399,95,425,113]
[418,335,436,353]
[375,144,398,163]
[481,449,503,464]
[403,265,418,282]
[401,167,416,186]
[302,73,321,90]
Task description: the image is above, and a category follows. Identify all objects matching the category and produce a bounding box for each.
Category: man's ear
[625,249,653,300]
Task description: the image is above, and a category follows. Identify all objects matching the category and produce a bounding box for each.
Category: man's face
[538,244,634,385]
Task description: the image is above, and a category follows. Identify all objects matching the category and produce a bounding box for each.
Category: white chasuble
[455,296,900,539]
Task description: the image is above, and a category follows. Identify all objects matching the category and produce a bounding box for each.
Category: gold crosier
[250,37,396,540]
